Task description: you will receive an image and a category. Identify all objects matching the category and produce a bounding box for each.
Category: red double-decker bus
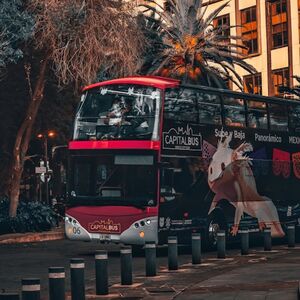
[66,76,300,247]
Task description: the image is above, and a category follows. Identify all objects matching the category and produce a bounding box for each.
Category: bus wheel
[206,214,227,249]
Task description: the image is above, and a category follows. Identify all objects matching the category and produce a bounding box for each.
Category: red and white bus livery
[66,76,300,247]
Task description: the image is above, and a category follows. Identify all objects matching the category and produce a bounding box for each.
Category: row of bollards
[0,226,296,299]
[217,225,297,259]
[0,235,200,300]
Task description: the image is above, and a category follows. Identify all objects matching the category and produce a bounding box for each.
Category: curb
[0,230,65,245]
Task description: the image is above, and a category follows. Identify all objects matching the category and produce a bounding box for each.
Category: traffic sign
[35,166,47,174]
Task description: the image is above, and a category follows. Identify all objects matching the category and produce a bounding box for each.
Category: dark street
[1,239,300,299]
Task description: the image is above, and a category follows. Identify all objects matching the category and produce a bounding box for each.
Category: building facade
[139,0,300,98]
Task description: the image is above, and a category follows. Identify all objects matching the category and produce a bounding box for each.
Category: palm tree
[140,0,256,89]
[279,76,300,99]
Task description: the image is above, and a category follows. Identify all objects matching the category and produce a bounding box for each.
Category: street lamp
[37,130,56,205]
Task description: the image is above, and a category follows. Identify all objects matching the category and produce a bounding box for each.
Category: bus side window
[269,104,288,132]
[223,96,245,127]
[164,88,198,122]
[247,100,268,129]
[196,92,221,125]
[288,104,300,132]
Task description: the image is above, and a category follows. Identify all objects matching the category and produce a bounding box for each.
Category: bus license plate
[99,234,111,241]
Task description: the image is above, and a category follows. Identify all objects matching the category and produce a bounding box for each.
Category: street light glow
[48,131,56,138]
[37,131,56,139]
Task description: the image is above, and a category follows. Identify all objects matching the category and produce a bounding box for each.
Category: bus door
[158,159,197,243]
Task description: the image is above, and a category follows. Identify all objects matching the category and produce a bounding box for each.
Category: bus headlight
[146,219,151,225]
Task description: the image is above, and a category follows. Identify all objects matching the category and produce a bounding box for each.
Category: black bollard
[21,278,40,300]
[296,225,300,243]
[217,230,226,259]
[240,228,249,255]
[48,267,65,300]
[0,293,19,300]
[145,242,156,277]
[264,227,272,251]
[191,233,201,264]
[168,236,178,270]
[95,250,108,295]
[120,246,133,285]
[70,258,85,300]
[288,225,295,248]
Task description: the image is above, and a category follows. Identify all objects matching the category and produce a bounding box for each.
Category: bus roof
[82,76,180,91]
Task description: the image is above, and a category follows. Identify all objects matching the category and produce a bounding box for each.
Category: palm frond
[202,1,230,30]
[139,0,256,89]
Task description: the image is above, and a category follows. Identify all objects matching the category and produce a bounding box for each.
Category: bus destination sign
[163,123,202,155]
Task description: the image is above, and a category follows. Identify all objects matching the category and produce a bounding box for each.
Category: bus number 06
[73,227,81,235]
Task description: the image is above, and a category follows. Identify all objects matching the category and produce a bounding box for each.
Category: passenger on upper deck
[101,96,149,139]
[104,97,126,126]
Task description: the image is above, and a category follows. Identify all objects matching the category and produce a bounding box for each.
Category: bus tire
[205,211,227,249]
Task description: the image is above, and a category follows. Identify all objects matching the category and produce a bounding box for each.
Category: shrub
[0,196,59,235]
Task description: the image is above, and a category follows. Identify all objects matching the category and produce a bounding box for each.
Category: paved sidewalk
[1,233,300,299]
[82,246,300,300]
[0,225,65,244]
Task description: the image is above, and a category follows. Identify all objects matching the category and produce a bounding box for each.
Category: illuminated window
[241,6,258,55]
[272,68,289,96]
[270,0,288,49]
[213,14,230,44]
[244,73,262,95]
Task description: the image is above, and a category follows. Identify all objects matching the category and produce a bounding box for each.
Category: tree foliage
[0,0,33,71]
[5,0,145,217]
[140,0,256,88]
[29,0,144,88]
[0,196,59,234]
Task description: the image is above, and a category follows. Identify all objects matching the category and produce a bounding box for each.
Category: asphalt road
[0,239,192,297]
[1,239,300,299]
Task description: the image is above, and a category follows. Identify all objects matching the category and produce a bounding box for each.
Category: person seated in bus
[99,97,127,138]
[119,98,149,137]
[102,97,148,138]
[103,97,125,126]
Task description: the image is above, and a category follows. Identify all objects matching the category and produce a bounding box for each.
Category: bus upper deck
[73,76,300,143]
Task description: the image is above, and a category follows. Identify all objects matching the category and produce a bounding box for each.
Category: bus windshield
[74,85,161,141]
[69,154,157,207]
